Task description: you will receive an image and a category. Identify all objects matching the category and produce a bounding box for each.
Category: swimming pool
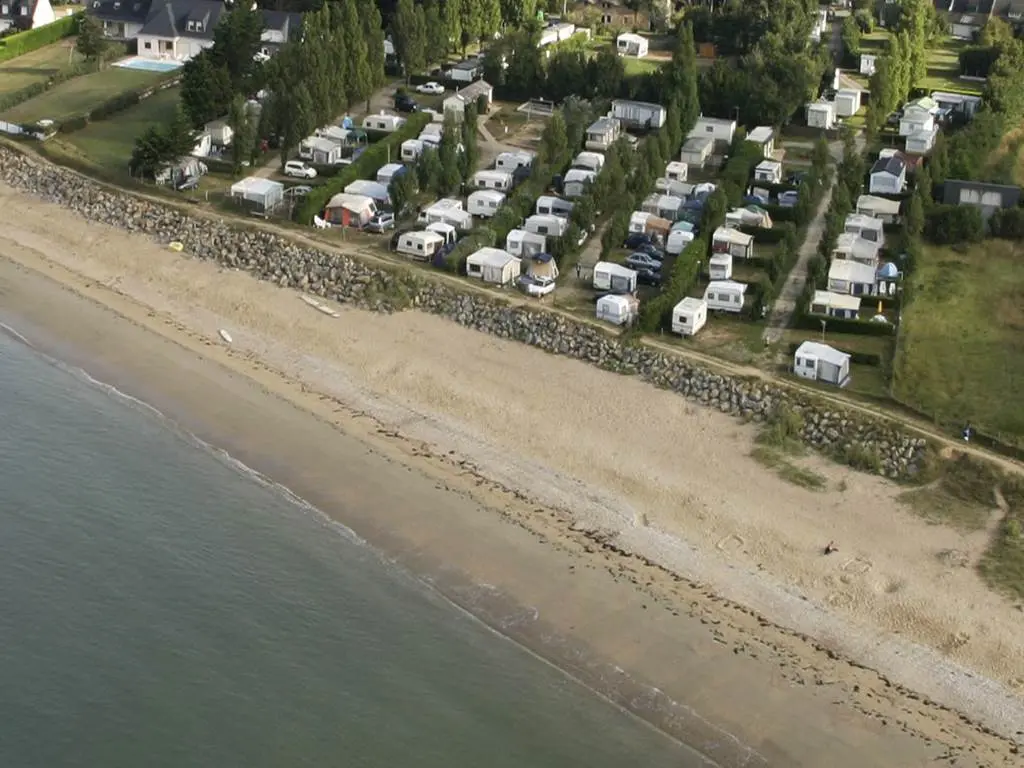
[113,56,183,73]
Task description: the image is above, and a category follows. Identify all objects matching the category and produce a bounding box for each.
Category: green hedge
[792,310,896,336]
[762,203,798,222]
[0,13,79,63]
[638,237,707,332]
[739,222,794,245]
[785,342,882,367]
[295,112,430,224]
[55,74,181,134]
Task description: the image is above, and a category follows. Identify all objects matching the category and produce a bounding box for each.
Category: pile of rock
[0,147,929,478]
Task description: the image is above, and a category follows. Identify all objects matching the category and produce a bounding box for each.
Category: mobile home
[679,136,713,169]
[376,163,407,186]
[505,228,547,258]
[495,150,534,172]
[615,32,648,58]
[465,247,521,285]
[708,252,733,281]
[573,151,605,173]
[671,297,708,337]
[793,341,851,387]
[563,168,596,198]
[396,230,445,261]
[703,280,747,313]
[470,169,514,191]
[666,227,695,255]
[611,99,666,130]
[467,189,506,218]
[585,117,620,151]
[688,116,737,146]
[299,136,342,165]
[419,198,473,231]
[592,262,637,294]
[401,139,424,161]
[642,193,684,220]
[596,294,638,326]
[810,290,861,319]
[664,161,688,182]
[712,226,754,259]
[753,160,783,184]
[524,214,569,238]
[361,112,406,133]
[344,179,390,206]
[535,195,574,218]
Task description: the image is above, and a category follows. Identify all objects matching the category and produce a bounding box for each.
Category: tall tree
[280,83,315,166]
[500,0,536,27]
[667,21,700,130]
[443,0,463,55]
[459,103,479,181]
[479,0,501,45]
[209,2,265,93]
[539,108,567,166]
[228,95,256,174]
[393,0,426,77]
[76,15,108,64]
[586,47,623,100]
[341,0,373,109]
[461,0,482,53]
[437,112,463,194]
[360,0,387,96]
[423,0,447,68]
[180,51,233,128]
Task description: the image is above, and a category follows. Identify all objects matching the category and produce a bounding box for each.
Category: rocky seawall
[0,147,928,477]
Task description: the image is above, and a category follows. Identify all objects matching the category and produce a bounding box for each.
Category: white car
[416,81,445,95]
[284,160,317,179]
[519,275,556,297]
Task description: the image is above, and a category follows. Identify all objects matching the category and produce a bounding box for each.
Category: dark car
[395,93,419,113]
[633,242,664,260]
[635,267,662,287]
[623,232,652,249]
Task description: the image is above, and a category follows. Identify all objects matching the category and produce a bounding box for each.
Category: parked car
[284,160,317,179]
[416,81,445,95]
[366,212,396,233]
[175,176,199,191]
[625,252,662,271]
[519,275,556,297]
[288,184,313,197]
[394,93,419,112]
[635,267,662,286]
[633,242,664,259]
[623,232,653,249]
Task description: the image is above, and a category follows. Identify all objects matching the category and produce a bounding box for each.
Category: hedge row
[0,13,79,63]
[638,236,707,332]
[294,112,430,224]
[57,73,181,134]
[785,342,882,367]
[739,222,794,245]
[792,310,896,336]
[0,43,127,114]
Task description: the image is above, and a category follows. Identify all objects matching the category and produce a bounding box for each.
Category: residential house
[616,32,648,57]
[856,194,902,222]
[444,57,482,83]
[810,291,861,320]
[806,101,836,130]
[753,160,783,184]
[688,116,737,147]
[832,232,880,267]
[258,9,301,57]
[578,0,651,29]
[712,226,754,260]
[793,341,851,387]
[134,0,225,60]
[834,89,862,118]
[611,99,666,130]
[584,117,620,151]
[942,179,1023,219]
[746,126,775,158]
[87,0,151,40]
[0,0,54,32]
[899,97,938,136]
[443,79,494,120]
[679,136,713,168]
[868,154,907,195]
[465,247,520,285]
[843,213,885,244]
[906,125,940,154]
[860,53,877,76]
[828,258,877,296]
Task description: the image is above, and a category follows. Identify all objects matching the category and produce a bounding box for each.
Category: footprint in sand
[716,534,745,554]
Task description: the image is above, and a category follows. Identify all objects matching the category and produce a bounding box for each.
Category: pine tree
[76,16,108,64]
[438,112,463,194]
[443,0,463,55]
[342,0,372,109]
[393,0,426,78]
[360,0,387,97]
[540,109,567,166]
[479,0,501,46]
[423,0,446,68]
[228,95,255,175]
[668,22,700,131]
[461,0,482,53]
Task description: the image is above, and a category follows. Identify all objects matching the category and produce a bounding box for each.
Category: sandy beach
[1,183,1022,766]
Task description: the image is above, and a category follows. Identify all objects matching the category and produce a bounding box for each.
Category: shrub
[0,13,79,63]
[989,207,1024,240]
[924,204,985,244]
[791,311,896,336]
[294,112,430,224]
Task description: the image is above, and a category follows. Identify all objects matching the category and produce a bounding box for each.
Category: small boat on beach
[218,329,233,344]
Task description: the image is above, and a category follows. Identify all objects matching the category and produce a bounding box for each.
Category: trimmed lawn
[1,67,163,123]
[622,56,664,76]
[922,38,983,96]
[0,41,79,96]
[893,241,1024,445]
[57,86,182,170]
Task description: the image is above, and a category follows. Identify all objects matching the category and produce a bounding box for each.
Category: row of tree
[390,0,503,74]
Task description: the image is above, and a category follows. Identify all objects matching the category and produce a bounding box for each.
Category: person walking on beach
[824,541,838,555]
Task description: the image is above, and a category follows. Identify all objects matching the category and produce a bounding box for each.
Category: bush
[739,222,795,245]
[792,311,896,336]
[924,203,985,244]
[295,112,430,224]
[0,13,79,63]
[762,203,798,222]
[989,207,1024,240]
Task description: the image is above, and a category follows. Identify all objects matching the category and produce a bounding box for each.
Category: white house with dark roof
[0,0,55,32]
[869,154,907,195]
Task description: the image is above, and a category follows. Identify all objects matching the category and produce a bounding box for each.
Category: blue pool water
[113,56,183,73]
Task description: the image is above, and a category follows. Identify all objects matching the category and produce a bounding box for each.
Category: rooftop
[795,341,850,367]
[747,126,774,144]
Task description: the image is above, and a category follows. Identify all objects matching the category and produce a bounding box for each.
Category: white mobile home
[425,221,457,245]
[856,194,901,222]
[834,89,861,118]
[664,161,688,182]
[593,262,638,293]
[361,112,405,133]
[679,136,713,169]
[708,252,733,281]
[505,228,547,258]
[535,195,574,218]
[666,227,695,255]
[616,32,648,57]
[703,280,747,314]
[585,117,620,151]
[525,214,569,238]
[467,189,506,217]
[611,99,666,130]
[810,290,861,320]
[573,151,605,173]
[671,297,708,337]
[205,119,233,146]
[869,154,907,195]
[495,150,534,172]
[642,193,684,220]
[466,247,520,285]
[656,178,694,198]
[860,53,877,77]
[712,226,754,260]
[828,258,877,296]
[906,126,939,155]
[753,160,783,184]
[688,117,737,145]
[596,294,638,326]
[344,179,390,206]
[376,163,406,186]
[843,213,885,244]
[419,199,473,231]
[746,126,775,158]
[401,139,424,161]
[563,168,597,198]
[299,136,342,165]
[628,211,671,237]
[470,169,514,191]
[396,230,445,261]
[806,101,836,130]
[793,341,851,387]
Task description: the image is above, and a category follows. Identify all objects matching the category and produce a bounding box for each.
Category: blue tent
[877,262,899,279]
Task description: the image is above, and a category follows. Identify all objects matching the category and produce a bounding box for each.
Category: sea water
[0,333,701,767]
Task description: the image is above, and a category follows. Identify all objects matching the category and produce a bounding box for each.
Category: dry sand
[1,185,1022,765]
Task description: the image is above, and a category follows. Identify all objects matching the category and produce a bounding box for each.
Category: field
[54,86,182,170]
[893,241,1024,445]
[1,67,164,123]
[852,33,982,96]
[0,41,78,96]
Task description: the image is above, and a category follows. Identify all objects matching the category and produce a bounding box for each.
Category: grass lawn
[1,66,164,123]
[922,38,983,96]
[51,86,181,172]
[622,56,664,76]
[893,240,1024,445]
[0,41,79,96]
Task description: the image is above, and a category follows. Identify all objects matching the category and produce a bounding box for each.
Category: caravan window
[468,263,481,274]
[537,226,549,235]
[733,294,740,304]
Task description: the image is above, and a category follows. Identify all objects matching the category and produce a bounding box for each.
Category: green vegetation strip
[0,13,79,63]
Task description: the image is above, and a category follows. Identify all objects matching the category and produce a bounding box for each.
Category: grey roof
[87,0,152,23]
[1,0,41,22]
[942,179,1023,207]
[139,0,224,40]
[261,8,301,37]
[870,154,906,177]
